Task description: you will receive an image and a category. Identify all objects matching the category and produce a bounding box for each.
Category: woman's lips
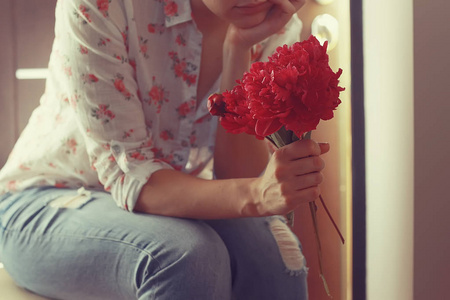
[235,2,271,15]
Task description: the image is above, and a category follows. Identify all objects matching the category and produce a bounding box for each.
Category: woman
[0,0,329,299]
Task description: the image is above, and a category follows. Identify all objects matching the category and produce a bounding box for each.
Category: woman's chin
[231,15,267,29]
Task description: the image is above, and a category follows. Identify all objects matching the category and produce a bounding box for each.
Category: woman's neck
[190,0,229,36]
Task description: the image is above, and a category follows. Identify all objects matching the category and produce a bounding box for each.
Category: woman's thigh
[204,217,309,300]
[0,187,232,300]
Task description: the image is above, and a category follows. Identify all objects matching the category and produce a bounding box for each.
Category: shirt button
[112,145,121,154]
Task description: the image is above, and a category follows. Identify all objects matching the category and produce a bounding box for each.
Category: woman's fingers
[266,0,305,24]
[268,0,297,15]
[293,155,325,175]
[225,0,305,50]
[260,0,297,34]
[255,138,329,215]
[290,0,307,11]
[269,0,306,13]
[280,184,321,212]
[276,139,326,161]
[319,142,330,155]
[274,155,324,180]
[271,140,329,181]
[282,171,324,194]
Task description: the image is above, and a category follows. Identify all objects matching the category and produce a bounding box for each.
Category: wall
[0,0,56,168]
[0,0,17,168]
[363,0,414,299]
[365,0,450,299]
[414,0,450,299]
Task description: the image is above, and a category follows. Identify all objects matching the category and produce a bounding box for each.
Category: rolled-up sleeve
[57,0,173,211]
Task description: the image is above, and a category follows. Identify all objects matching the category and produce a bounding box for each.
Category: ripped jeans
[0,187,308,300]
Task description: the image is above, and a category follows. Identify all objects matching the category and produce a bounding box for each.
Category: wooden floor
[0,267,50,300]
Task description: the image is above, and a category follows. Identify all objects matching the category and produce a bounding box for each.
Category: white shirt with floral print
[0,0,302,211]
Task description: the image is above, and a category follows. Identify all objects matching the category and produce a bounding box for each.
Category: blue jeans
[0,187,308,300]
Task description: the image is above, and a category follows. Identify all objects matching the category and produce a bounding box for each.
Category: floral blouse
[0,0,302,211]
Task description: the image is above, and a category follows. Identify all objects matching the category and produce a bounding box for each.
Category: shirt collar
[164,0,193,28]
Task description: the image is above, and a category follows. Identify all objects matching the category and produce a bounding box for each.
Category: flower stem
[303,131,333,297]
[319,195,345,244]
[310,201,332,297]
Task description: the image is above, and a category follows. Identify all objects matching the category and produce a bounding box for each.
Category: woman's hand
[247,139,330,216]
[225,0,305,50]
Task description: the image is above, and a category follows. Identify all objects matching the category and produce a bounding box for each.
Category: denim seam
[2,227,162,266]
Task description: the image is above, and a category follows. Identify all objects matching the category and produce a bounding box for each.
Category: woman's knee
[135,220,232,298]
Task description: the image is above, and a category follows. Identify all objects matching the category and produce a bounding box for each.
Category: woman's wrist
[240,176,266,217]
[223,24,252,52]
[135,169,264,219]
[220,41,251,91]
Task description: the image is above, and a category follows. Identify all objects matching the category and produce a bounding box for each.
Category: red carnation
[216,86,258,137]
[208,35,344,139]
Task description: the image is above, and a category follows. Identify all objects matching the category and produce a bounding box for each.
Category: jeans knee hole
[268,217,305,275]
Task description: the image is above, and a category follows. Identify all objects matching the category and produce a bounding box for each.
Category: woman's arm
[214,0,306,179]
[135,140,329,219]
[58,0,176,211]
[213,43,269,180]
[135,0,322,219]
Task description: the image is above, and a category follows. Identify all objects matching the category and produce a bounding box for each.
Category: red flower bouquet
[208,35,345,296]
[208,35,343,139]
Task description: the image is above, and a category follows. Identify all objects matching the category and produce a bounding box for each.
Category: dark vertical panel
[414,0,450,299]
[14,0,56,133]
[0,0,16,168]
[350,0,366,299]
